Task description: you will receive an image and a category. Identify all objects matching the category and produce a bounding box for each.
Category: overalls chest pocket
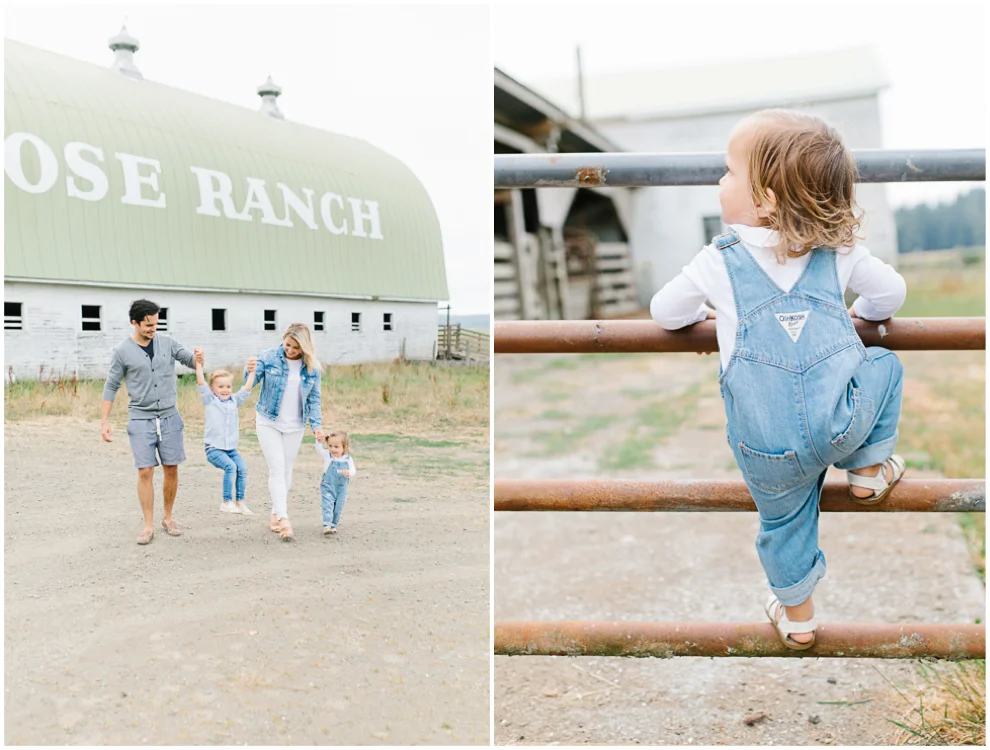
[738,442,806,494]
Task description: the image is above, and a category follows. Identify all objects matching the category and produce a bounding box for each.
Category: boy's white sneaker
[237,504,254,515]
[323,526,334,536]
[220,503,241,514]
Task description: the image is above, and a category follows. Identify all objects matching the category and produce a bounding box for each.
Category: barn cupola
[108,25,142,80]
[257,75,285,120]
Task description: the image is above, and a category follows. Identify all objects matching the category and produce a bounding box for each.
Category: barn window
[158,307,168,332]
[81,305,101,331]
[212,308,226,331]
[702,215,725,245]
[4,302,23,330]
[264,309,276,331]
[383,313,393,331]
[351,312,361,332]
[314,311,325,331]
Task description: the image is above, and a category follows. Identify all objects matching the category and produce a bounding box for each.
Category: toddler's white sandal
[847,454,906,506]
[765,594,817,651]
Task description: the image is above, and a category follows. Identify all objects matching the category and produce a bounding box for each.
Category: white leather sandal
[765,594,817,651]
[847,455,906,506]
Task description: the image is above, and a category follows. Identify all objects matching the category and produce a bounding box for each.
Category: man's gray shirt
[102,334,196,420]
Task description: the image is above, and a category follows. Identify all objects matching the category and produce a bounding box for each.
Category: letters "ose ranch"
[3,132,385,240]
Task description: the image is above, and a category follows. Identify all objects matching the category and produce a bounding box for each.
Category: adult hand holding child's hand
[247,357,257,373]
[194,348,205,365]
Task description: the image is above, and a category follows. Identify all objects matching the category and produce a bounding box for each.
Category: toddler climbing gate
[493,148,987,660]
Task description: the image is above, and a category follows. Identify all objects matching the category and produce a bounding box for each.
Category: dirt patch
[494,353,985,746]
[4,417,490,745]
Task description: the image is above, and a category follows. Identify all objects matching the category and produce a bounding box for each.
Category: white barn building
[533,46,898,307]
[495,68,639,321]
[4,33,448,379]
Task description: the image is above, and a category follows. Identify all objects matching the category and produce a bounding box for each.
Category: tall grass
[887,660,986,746]
[884,261,985,746]
[4,361,490,442]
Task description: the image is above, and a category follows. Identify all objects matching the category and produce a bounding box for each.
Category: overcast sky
[3,3,492,315]
[494,1,987,208]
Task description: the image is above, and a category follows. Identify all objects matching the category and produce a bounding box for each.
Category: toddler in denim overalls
[315,430,357,535]
[651,109,908,650]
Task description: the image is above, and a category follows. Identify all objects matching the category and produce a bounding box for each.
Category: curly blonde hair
[739,109,863,261]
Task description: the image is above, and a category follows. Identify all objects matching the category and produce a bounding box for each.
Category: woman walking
[249,323,323,540]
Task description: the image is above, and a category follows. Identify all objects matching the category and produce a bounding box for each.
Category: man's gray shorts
[126,414,186,469]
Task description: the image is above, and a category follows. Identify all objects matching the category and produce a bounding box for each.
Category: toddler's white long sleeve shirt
[650,224,907,369]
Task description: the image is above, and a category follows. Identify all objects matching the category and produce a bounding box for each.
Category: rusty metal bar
[495,478,986,513]
[495,620,986,660]
[494,318,986,353]
[494,149,987,188]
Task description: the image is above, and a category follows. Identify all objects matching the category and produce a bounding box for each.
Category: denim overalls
[715,232,904,606]
[320,455,351,529]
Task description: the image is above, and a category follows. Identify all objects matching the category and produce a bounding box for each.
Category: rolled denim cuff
[834,432,899,471]
[769,550,826,607]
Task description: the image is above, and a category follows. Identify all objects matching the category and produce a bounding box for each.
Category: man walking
[101,299,202,544]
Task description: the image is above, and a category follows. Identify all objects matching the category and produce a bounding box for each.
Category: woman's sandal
[765,595,817,651]
[847,455,906,506]
[270,515,281,533]
[278,519,294,542]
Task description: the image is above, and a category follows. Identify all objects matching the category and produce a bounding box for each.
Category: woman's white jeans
[256,422,305,520]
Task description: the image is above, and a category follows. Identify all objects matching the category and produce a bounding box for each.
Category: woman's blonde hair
[209,369,233,386]
[283,322,321,372]
[738,109,863,261]
[322,430,350,454]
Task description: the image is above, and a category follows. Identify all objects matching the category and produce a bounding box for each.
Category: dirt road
[4,418,490,745]
[494,352,985,746]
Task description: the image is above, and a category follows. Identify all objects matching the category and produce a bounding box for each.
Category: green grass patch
[510,357,582,384]
[600,383,702,471]
[897,263,985,317]
[531,413,620,457]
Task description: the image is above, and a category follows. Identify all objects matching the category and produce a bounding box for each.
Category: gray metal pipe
[494,149,987,188]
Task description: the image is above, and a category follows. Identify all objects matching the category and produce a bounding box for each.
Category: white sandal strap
[847,464,887,492]
[766,595,817,636]
[847,455,905,493]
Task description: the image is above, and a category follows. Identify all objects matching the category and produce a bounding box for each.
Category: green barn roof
[4,39,448,302]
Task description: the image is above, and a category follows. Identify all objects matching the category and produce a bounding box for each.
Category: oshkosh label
[776,311,810,343]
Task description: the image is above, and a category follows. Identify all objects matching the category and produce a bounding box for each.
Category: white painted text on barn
[3,132,384,240]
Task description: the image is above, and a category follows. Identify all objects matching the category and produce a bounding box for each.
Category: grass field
[4,361,490,445]
[883,260,985,747]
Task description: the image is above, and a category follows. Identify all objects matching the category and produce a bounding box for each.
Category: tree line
[895,187,985,253]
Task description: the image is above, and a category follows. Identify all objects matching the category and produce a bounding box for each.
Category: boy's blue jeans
[206,447,247,501]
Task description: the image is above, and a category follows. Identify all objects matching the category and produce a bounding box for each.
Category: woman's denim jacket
[247,345,322,431]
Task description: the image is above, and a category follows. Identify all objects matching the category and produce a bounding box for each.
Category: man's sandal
[847,455,906,506]
[279,519,294,542]
[161,518,182,537]
[136,528,154,545]
[765,595,817,651]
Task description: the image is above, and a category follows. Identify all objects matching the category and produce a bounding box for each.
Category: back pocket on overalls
[830,386,873,451]
[738,442,806,494]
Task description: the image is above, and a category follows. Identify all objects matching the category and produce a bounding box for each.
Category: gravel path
[5,418,490,745]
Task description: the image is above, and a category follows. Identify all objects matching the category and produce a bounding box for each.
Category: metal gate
[494,148,987,660]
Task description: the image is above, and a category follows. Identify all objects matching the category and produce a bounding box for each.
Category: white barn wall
[596,96,896,306]
[4,282,438,380]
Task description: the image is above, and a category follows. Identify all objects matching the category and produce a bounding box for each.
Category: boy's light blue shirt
[198,384,252,450]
